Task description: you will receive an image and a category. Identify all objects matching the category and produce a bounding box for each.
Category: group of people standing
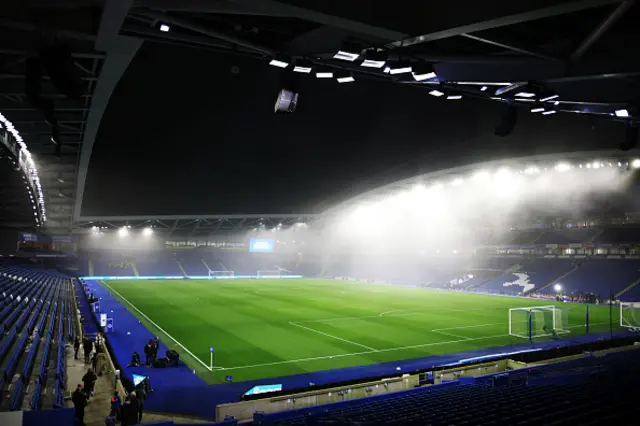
[71,331,149,426]
[106,383,147,426]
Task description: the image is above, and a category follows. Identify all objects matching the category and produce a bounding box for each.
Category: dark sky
[82,43,623,216]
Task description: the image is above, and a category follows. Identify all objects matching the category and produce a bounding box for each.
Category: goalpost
[620,302,640,331]
[208,270,234,279]
[257,270,281,279]
[509,305,569,339]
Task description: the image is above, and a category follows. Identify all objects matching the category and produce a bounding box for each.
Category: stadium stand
[471,258,575,295]
[595,227,640,244]
[0,261,74,416]
[253,347,640,425]
[538,258,640,298]
[533,228,602,244]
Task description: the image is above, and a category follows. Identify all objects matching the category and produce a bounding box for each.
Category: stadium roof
[1,1,640,234]
[320,149,640,219]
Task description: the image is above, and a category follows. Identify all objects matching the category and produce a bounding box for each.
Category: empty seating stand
[0,262,74,412]
[254,348,640,426]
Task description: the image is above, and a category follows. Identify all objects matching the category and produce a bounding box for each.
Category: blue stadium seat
[9,380,24,411]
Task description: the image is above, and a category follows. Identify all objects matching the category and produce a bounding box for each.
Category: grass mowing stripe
[289,321,378,351]
[100,280,213,371]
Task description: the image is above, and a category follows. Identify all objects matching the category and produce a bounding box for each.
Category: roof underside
[1,0,640,234]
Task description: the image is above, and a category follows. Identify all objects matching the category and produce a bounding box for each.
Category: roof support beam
[570,0,634,60]
[387,0,626,48]
[141,11,275,55]
[74,0,140,221]
[459,34,559,61]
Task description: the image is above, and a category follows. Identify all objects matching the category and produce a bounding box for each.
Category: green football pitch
[102,278,619,384]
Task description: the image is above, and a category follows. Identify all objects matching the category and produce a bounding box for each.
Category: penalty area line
[217,333,509,372]
[100,280,214,372]
[289,322,377,351]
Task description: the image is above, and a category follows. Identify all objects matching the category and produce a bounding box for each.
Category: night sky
[81,43,623,216]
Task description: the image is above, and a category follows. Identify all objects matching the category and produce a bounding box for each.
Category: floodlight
[412,64,437,81]
[615,109,630,117]
[540,94,559,102]
[360,50,386,68]
[524,166,540,174]
[387,61,412,75]
[542,110,556,115]
[118,227,128,237]
[515,92,536,98]
[142,227,153,237]
[334,50,360,62]
[446,92,462,100]
[274,89,299,113]
[593,161,601,169]
[553,100,560,106]
[315,67,334,78]
[159,24,170,32]
[269,59,289,68]
[632,159,640,168]
[429,90,444,97]
[480,86,488,91]
[293,59,312,73]
[336,72,355,83]
[472,170,491,182]
[531,106,545,113]
[555,162,571,172]
[554,284,562,292]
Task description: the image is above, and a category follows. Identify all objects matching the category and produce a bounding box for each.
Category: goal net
[620,302,640,330]
[257,270,281,279]
[509,305,569,339]
[208,270,234,279]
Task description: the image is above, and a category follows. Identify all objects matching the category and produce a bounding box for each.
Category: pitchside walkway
[83,279,635,421]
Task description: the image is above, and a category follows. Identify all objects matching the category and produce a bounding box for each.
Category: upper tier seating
[474,258,574,294]
[539,259,640,297]
[533,228,602,244]
[255,348,640,426]
[0,262,73,411]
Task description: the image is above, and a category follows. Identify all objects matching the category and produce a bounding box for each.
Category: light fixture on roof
[275,72,299,113]
[542,110,556,115]
[446,91,462,100]
[159,24,170,32]
[269,56,290,68]
[336,72,355,83]
[554,100,560,106]
[142,227,153,237]
[531,106,545,113]
[360,50,386,68]
[631,159,640,169]
[387,61,412,75]
[480,86,488,91]
[429,89,444,97]
[515,92,536,98]
[540,94,559,102]
[292,59,312,74]
[411,63,437,81]
[315,67,334,78]
[615,109,630,117]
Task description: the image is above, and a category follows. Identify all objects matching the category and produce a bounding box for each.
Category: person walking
[83,336,93,364]
[74,336,81,360]
[135,384,146,423]
[110,391,122,422]
[82,368,98,399]
[72,384,88,426]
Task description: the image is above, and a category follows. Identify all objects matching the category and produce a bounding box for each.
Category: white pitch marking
[100,280,214,372]
[432,329,472,340]
[217,333,509,372]
[289,321,377,351]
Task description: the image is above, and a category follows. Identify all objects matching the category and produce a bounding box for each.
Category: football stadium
[3,2,640,426]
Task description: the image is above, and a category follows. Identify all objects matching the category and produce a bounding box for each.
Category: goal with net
[208,270,234,279]
[257,270,281,279]
[620,302,640,331]
[509,305,569,339]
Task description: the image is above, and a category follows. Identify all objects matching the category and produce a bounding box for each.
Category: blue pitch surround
[84,280,631,420]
